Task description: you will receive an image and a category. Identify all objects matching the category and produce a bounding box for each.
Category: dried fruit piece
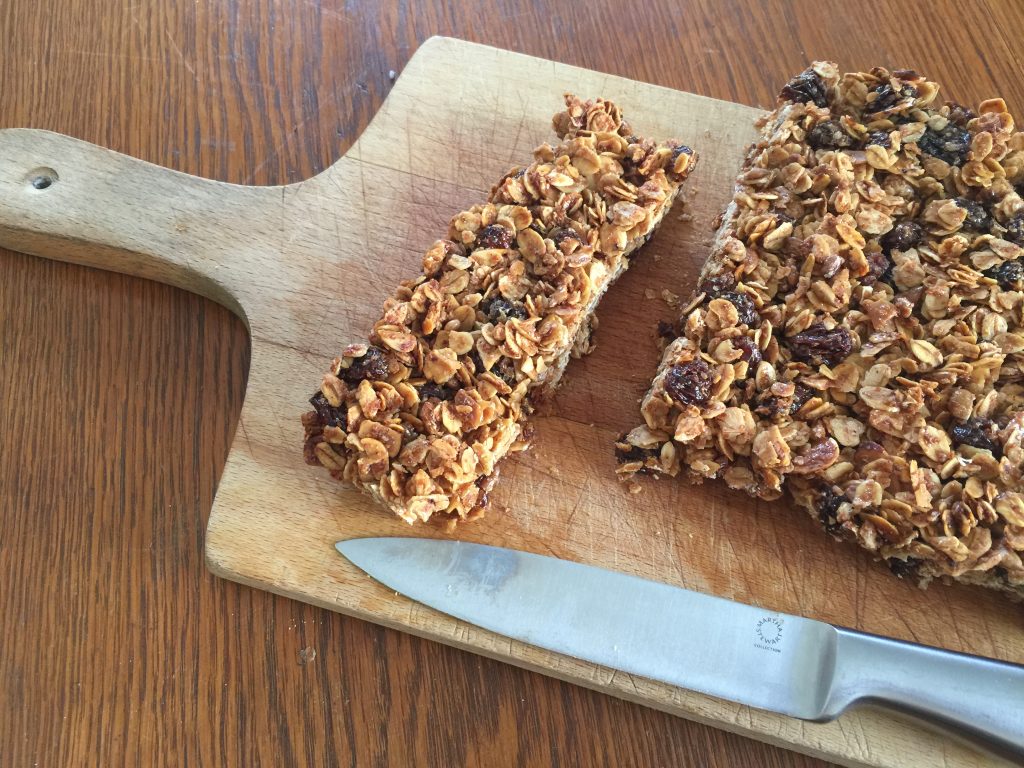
[866,83,914,114]
[1003,213,1024,244]
[950,418,1001,455]
[664,359,713,407]
[806,120,853,150]
[342,346,391,382]
[309,392,346,430]
[983,259,1024,289]
[864,130,892,148]
[418,383,455,402]
[816,486,845,537]
[888,557,921,580]
[732,337,762,367]
[786,325,853,367]
[779,69,829,108]
[475,224,514,249]
[698,272,737,296]
[483,297,529,322]
[916,122,971,166]
[954,198,991,231]
[719,291,759,327]
[879,221,923,253]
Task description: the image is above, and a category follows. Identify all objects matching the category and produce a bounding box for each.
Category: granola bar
[304,94,696,526]
[617,63,1024,598]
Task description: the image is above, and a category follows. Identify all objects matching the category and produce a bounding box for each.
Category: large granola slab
[303,94,696,527]
[617,63,1024,598]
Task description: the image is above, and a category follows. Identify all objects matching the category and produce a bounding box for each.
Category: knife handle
[822,627,1024,762]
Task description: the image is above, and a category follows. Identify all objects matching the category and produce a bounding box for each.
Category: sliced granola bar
[304,94,696,526]
[617,63,1024,598]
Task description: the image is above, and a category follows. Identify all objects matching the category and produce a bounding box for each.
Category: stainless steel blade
[337,537,836,719]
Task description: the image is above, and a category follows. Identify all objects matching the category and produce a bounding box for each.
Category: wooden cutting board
[1,36,1020,768]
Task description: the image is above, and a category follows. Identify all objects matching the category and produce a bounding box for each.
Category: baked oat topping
[617,63,1024,598]
[304,94,696,527]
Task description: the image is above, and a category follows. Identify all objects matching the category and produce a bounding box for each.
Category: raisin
[476,224,514,250]
[916,123,971,166]
[733,337,762,368]
[309,391,347,430]
[951,418,1001,455]
[670,144,695,163]
[982,259,1024,289]
[946,102,976,127]
[491,357,517,386]
[615,441,658,465]
[664,359,714,407]
[806,120,853,150]
[816,486,845,537]
[719,291,759,327]
[418,383,454,402]
[552,228,581,248]
[657,320,678,340]
[752,383,808,419]
[698,272,737,297]
[470,349,516,386]
[786,324,853,367]
[888,557,921,581]
[791,384,813,415]
[342,346,390,382]
[780,69,828,108]
[864,130,892,148]
[954,197,991,231]
[753,393,785,418]
[863,250,891,285]
[482,297,528,323]
[1002,213,1024,244]
[866,82,917,114]
[879,221,923,253]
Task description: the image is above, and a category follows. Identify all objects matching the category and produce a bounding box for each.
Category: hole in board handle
[26,167,59,191]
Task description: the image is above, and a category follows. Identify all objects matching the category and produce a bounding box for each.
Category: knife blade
[337,537,1024,761]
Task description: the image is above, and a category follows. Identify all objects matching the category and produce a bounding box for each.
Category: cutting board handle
[0,128,280,322]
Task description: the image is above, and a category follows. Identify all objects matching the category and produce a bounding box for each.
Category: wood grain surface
[3,2,1024,767]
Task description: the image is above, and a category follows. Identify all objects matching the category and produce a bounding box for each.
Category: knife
[337,537,1024,762]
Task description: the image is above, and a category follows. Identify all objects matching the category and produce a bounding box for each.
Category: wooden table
[2,2,1022,765]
